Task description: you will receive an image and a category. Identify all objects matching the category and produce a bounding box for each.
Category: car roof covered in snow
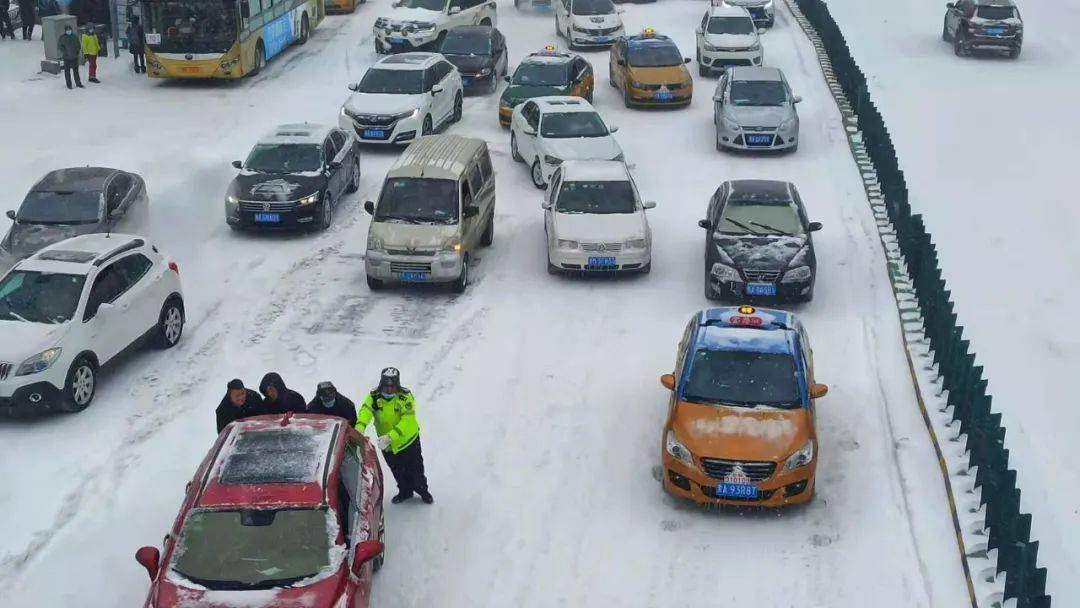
[388,134,486,181]
[32,167,122,192]
[560,160,630,182]
[692,307,798,355]
[17,233,147,275]
[197,414,345,509]
[258,123,334,146]
[975,0,1016,6]
[725,179,796,203]
[534,96,595,114]
[522,49,575,65]
[707,5,754,18]
[375,52,444,70]
[728,66,784,82]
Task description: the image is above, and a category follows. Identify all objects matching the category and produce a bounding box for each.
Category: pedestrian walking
[17,0,34,40]
[215,378,266,434]
[355,368,433,505]
[80,24,100,83]
[307,381,358,426]
[126,15,146,73]
[57,24,83,89]
[0,0,16,40]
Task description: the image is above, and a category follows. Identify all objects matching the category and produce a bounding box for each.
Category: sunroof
[36,250,97,263]
[218,428,328,486]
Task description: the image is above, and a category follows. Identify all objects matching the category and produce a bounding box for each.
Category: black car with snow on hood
[225,123,361,232]
[439,25,509,95]
[2,167,149,262]
[698,179,822,302]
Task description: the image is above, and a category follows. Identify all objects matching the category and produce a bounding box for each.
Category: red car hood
[153,565,348,608]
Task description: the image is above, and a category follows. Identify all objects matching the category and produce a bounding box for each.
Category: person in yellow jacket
[80,25,101,84]
[356,367,433,505]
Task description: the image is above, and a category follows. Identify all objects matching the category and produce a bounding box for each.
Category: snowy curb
[781,2,1005,607]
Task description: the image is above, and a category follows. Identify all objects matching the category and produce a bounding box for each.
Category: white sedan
[543,160,654,275]
[510,96,623,189]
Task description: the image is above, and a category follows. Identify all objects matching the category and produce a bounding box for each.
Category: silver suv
[713,66,801,153]
[715,0,774,29]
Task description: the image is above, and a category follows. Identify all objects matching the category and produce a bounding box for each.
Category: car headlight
[441,238,462,254]
[702,41,717,52]
[572,25,588,33]
[724,115,742,131]
[631,81,647,89]
[478,67,492,76]
[778,117,797,132]
[625,238,647,249]
[393,108,419,121]
[783,439,814,472]
[367,234,384,252]
[543,155,562,166]
[710,263,740,282]
[665,430,695,469]
[782,265,812,283]
[297,192,320,207]
[557,239,579,250]
[16,347,62,376]
[225,195,238,205]
[750,42,761,52]
[412,21,436,32]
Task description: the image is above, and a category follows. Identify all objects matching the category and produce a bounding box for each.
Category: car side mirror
[660,374,676,391]
[96,302,117,317]
[607,124,619,133]
[135,546,161,581]
[793,95,803,104]
[5,210,14,221]
[946,2,955,8]
[712,94,723,103]
[463,205,480,218]
[503,75,511,83]
[348,83,360,92]
[810,383,829,399]
[364,201,375,215]
[521,124,536,136]
[350,541,384,578]
[643,200,656,210]
[231,160,242,169]
[758,27,767,34]
[327,160,342,172]
[616,6,624,12]
[808,221,822,232]
[431,84,444,94]
[449,5,461,14]
[541,201,552,210]
[683,57,691,64]
[616,59,626,66]
[697,219,711,230]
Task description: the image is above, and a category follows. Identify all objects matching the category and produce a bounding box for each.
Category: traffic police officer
[356,368,433,504]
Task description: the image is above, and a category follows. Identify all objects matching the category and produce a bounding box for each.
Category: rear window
[219,429,326,486]
[976,5,1016,19]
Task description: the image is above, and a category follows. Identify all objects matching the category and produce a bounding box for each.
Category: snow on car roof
[388,134,483,181]
[258,123,332,146]
[694,307,797,355]
[535,96,594,113]
[377,52,441,70]
[33,167,119,192]
[729,66,784,82]
[707,5,754,17]
[522,52,574,65]
[33,250,99,264]
[216,419,336,487]
[727,179,795,202]
[560,160,629,182]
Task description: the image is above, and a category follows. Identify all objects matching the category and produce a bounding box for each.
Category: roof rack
[92,238,144,267]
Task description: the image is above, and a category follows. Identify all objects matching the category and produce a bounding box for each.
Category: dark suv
[943,0,1023,58]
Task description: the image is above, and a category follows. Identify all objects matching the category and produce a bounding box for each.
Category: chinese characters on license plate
[588,257,617,268]
[747,134,772,145]
[254,213,280,223]
[746,283,776,296]
[363,129,386,139]
[716,483,758,499]
[654,91,674,101]
[396,272,428,282]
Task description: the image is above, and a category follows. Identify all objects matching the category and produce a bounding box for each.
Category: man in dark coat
[259,372,308,415]
[18,0,35,40]
[126,15,145,73]
[57,24,83,89]
[215,378,265,434]
[0,0,15,40]
[307,381,358,426]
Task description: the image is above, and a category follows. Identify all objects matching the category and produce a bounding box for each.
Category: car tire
[530,159,546,189]
[372,511,386,573]
[346,159,360,193]
[623,87,632,108]
[640,261,651,274]
[432,31,446,52]
[422,115,433,136]
[510,133,523,162]
[250,42,265,76]
[480,211,494,246]
[452,255,468,293]
[367,275,384,291]
[941,19,951,42]
[547,257,559,275]
[954,31,965,56]
[298,13,309,45]
[155,299,185,349]
[59,356,96,413]
[480,18,491,26]
[319,194,333,231]
[1009,45,1021,59]
[452,92,463,123]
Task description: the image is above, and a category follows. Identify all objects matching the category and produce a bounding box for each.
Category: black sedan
[2,167,150,261]
[225,124,360,232]
[439,25,509,95]
[698,179,822,302]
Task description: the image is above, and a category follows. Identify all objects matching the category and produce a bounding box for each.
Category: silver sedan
[713,66,801,153]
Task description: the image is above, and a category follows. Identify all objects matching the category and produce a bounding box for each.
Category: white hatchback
[543,160,654,275]
[510,96,623,189]
[695,5,764,77]
[554,0,624,49]
[0,234,184,413]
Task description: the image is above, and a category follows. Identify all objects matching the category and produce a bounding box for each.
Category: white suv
[543,160,654,275]
[0,234,184,413]
[554,0,624,50]
[374,0,497,55]
[696,5,763,77]
[510,96,623,190]
[341,53,464,145]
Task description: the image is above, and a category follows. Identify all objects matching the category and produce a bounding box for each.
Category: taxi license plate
[254,213,280,223]
[716,483,758,499]
[182,66,200,74]
[395,272,428,282]
[588,257,617,267]
[653,90,674,101]
[746,283,776,296]
[362,129,386,139]
[747,134,773,145]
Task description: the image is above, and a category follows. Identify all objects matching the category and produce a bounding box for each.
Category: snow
[0,2,984,607]
[819,0,1080,601]
[690,414,797,440]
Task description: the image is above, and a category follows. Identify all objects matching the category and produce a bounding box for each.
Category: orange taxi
[609,28,693,108]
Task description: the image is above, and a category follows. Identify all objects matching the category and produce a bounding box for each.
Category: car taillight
[168,262,179,275]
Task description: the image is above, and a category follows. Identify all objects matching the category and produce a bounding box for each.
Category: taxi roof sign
[700,306,790,331]
[541,44,557,54]
[642,27,656,37]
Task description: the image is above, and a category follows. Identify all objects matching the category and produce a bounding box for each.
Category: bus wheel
[298,14,309,45]
[251,43,264,76]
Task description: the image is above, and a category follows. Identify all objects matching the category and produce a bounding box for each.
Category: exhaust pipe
[28,393,42,403]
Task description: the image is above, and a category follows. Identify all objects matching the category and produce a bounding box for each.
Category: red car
[134,413,385,608]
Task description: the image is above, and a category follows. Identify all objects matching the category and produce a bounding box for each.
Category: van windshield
[375,178,459,224]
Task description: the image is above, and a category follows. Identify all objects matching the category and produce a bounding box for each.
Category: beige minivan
[363,135,496,293]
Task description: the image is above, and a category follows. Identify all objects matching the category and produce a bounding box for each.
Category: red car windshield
[170,508,338,590]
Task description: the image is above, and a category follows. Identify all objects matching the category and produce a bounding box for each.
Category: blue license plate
[716,483,758,499]
[594,36,611,43]
[747,134,773,145]
[362,129,386,139]
[653,91,674,101]
[388,37,405,44]
[986,27,1005,35]
[395,272,429,282]
[254,213,280,223]
[746,283,777,296]
[588,257,617,267]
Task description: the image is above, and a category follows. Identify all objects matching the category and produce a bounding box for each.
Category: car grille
[390,261,432,273]
[636,83,686,91]
[700,458,777,482]
[0,362,11,380]
[743,126,778,132]
[581,242,623,252]
[585,25,621,36]
[238,200,296,212]
[386,248,437,256]
[701,484,776,502]
[345,110,398,127]
[742,269,780,282]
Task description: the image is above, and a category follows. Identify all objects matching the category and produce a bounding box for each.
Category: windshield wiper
[749,221,792,236]
[377,215,423,224]
[722,218,761,235]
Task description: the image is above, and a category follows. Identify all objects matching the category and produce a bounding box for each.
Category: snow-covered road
[0,2,972,606]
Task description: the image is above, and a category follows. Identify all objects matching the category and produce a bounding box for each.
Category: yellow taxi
[609,28,693,108]
[326,0,361,14]
[499,46,595,127]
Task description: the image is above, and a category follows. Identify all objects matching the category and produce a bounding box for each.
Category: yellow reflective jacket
[80,33,100,56]
[355,389,420,454]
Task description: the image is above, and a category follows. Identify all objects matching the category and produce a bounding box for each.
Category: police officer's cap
[379,367,401,389]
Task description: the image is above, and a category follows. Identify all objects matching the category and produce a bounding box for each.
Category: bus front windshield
[145,0,239,54]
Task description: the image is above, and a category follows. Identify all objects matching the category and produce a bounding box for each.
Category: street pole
[110,0,119,58]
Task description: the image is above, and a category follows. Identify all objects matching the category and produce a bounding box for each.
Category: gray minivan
[363,135,496,293]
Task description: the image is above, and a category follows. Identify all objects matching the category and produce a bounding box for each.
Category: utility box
[41,15,78,62]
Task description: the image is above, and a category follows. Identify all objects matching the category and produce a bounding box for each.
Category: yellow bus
[141,0,325,79]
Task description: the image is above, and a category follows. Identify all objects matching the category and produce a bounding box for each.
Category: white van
[363,135,495,293]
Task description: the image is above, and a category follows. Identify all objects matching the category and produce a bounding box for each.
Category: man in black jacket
[17,0,35,40]
[0,0,15,40]
[259,372,308,415]
[307,381,357,426]
[215,378,265,434]
[57,24,82,88]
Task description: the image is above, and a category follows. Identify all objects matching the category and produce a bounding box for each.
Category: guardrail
[788,0,1051,606]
